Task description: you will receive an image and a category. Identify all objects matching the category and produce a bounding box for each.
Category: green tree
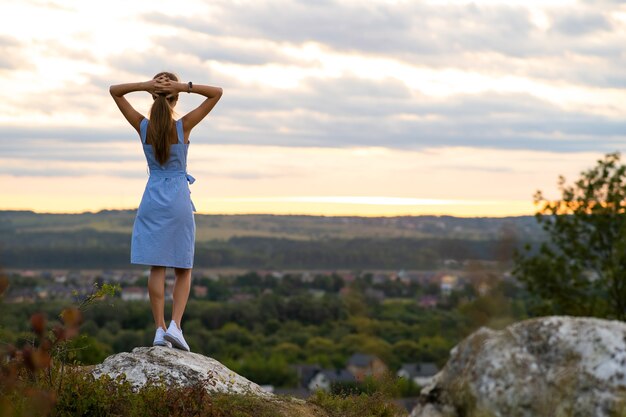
[271,342,302,362]
[66,334,112,364]
[230,353,297,387]
[514,152,626,319]
[305,337,335,357]
[391,340,421,364]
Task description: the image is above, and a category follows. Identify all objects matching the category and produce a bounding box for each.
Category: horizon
[1,0,624,216]
[1,206,538,219]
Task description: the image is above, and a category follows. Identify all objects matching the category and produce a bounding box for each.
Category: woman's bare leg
[171,267,192,328]
[148,266,167,330]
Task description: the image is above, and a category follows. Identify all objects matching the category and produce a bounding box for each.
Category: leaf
[30,313,47,336]
[60,307,82,328]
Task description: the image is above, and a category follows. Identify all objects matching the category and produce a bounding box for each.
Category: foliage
[226,353,298,387]
[0,267,535,391]
[0,279,120,417]
[0,276,411,417]
[10,362,410,417]
[55,371,304,417]
[394,376,422,398]
[514,152,626,319]
[308,388,406,417]
[0,264,539,416]
[2,213,538,269]
[51,366,281,417]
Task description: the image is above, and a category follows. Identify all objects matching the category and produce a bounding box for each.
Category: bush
[308,389,406,417]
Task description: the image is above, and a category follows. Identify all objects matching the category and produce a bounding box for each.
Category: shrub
[308,389,406,417]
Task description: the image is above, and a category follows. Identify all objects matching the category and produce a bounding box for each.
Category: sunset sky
[1,0,625,217]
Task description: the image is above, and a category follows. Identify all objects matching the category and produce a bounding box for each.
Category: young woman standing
[110,72,222,351]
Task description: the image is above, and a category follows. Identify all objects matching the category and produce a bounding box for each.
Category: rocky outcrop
[411,316,626,417]
[91,346,271,397]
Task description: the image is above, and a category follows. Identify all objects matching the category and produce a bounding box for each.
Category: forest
[0,210,539,269]
[0,269,532,391]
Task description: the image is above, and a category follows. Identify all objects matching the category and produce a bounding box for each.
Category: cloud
[3,0,626,159]
[183,77,626,153]
[135,1,626,97]
[0,127,131,143]
[0,165,146,178]
[4,0,626,215]
[0,159,292,180]
[0,35,29,70]
[0,35,19,47]
[551,10,613,35]
[142,2,623,57]
[4,72,625,156]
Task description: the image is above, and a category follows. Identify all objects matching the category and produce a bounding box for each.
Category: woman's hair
[148,71,179,165]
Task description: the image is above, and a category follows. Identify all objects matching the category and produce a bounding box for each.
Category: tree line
[1,234,528,269]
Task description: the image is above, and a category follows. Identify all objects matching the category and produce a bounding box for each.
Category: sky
[1,0,625,217]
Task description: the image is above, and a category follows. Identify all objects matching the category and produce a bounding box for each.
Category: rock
[91,346,272,398]
[410,316,626,417]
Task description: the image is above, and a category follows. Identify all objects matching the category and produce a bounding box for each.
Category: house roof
[290,364,322,386]
[398,362,439,378]
[318,369,356,383]
[347,353,377,367]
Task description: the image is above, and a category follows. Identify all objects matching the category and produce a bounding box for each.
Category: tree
[514,152,626,320]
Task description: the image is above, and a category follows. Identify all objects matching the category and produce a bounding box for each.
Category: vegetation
[514,152,626,320]
[0,274,409,416]
[0,234,527,269]
[0,210,541,241]
[4,355,407,417]
[1,266,531,392]
[0,211,539,269]
[3,152,626,416]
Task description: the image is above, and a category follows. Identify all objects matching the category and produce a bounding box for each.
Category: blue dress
[131,118,196,268]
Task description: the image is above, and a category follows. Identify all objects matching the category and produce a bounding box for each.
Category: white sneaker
[153,327,172,348]
[164,320,190,352]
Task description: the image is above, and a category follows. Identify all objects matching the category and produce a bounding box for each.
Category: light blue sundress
[130,118,196,268]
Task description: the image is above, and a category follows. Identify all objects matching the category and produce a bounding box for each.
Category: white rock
[410,316,626,417]
[91,346,272,398]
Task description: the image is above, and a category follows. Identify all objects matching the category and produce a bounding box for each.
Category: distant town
[4,261,513,306]
[3,262,526,412]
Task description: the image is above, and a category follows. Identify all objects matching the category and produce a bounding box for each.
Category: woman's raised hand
[145,75,177,98]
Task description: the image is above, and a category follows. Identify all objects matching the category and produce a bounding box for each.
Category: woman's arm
[110,76,166,134]
[171,82,223,136]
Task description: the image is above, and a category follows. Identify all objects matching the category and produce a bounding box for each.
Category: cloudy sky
[1,0,625,216]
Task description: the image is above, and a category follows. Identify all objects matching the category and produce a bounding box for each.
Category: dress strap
[140,118,149,144]
[176,119,185,144]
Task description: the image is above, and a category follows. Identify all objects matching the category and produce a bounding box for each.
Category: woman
[110,72,223,351]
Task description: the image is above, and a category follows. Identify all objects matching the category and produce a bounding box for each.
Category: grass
[308,389,407,417]
[0,363,409,417]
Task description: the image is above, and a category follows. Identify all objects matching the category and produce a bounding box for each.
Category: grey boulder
[91,346,272,398]
[411,316,626,417]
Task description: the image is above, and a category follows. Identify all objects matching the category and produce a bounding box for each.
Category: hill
[0,210,543,269]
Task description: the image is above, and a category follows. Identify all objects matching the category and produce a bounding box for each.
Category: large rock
[91,346,271,397]
[411,316,626,417]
